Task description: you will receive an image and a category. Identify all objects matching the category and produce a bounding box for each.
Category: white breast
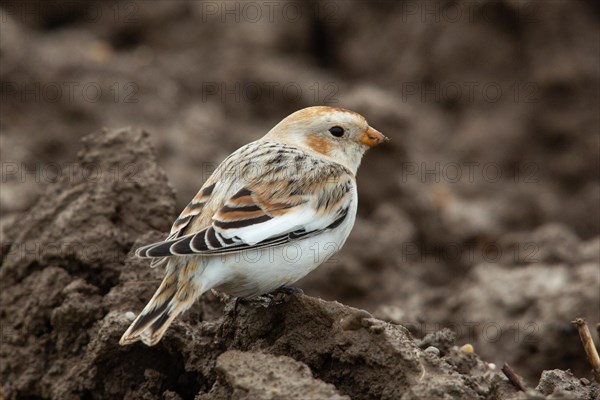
[197,186,358,298]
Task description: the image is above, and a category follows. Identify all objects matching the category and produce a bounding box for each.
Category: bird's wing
[137,141,355,258]
[147,176,218,267]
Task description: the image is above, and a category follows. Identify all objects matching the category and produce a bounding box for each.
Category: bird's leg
[251,294,275,308]
[233,297,242,318]
[235,294,274,310]
[262,286,304,306]
[233,287,302,314]
[273,286,304,295]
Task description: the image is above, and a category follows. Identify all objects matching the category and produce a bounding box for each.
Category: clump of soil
[1,129,598,399]
[1,1,599,398]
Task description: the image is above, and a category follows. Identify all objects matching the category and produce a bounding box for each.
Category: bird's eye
[329,126,345,137]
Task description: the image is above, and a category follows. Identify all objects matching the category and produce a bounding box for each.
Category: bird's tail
[119,267,201,346]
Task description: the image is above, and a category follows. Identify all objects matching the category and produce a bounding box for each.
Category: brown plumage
[120,106,387,346]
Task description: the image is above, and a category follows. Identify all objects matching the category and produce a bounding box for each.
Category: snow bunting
[120,106,388,346]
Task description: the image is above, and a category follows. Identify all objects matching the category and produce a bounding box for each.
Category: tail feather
[150,257,168,268]
[119,271,200,346]
[138,296,194,346]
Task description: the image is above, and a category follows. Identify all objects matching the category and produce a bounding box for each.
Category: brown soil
[1,128,597,399]
[1,1,599,399]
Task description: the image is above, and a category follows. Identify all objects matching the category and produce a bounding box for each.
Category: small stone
[487,363,496,370]
[579,377,590,386]
[340,309,372,331]
[368,324,385,334]
[424,346,440,356]
[460,344,474,354]
[125,311,136,321]
[361,318,386,334]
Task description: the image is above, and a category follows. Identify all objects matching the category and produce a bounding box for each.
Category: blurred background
[1,0,599,384]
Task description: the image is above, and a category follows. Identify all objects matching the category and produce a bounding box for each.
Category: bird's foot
[233,294,274,316]
[232,287,303,316]
[251,294,276,308]
[272,286,304,296]
[232,297,242,318]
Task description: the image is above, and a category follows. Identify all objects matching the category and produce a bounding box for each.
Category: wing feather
[137,141,355,260]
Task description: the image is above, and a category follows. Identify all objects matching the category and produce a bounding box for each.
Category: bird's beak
[359,126,389,147]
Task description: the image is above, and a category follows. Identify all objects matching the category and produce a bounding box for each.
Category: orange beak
[359,126,389,147]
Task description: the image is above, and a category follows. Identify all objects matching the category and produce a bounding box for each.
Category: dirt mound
[1,1,599,397]
[1,128,597,399]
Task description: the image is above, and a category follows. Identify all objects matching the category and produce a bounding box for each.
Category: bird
[119,106,388,346]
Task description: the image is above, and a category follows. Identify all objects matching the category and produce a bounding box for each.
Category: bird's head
[264,106,388,174]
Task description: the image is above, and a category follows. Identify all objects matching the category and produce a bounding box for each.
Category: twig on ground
[501,362,527,392]
[571,318,600,383]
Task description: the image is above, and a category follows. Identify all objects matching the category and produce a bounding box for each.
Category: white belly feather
[195,191,357,298]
